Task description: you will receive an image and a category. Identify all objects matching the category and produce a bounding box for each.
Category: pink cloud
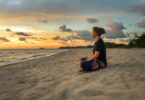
[137,19,145,29]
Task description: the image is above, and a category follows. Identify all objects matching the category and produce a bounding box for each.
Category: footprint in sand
[105,81,114,86]
[26,92,44,100]
[48,89,69,100]
[79,89,104,96]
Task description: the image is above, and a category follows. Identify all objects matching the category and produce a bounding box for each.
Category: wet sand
[0,48,145,100]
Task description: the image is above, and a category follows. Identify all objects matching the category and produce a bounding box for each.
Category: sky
[0,0,145,49]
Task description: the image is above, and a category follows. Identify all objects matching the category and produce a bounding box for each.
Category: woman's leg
[81,60,95,71]
[79,57,87,72]
[92,60,105,71]
[81,59,105,72]
[80,57,87,66]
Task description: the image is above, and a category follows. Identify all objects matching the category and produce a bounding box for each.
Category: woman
[79,27,107,72]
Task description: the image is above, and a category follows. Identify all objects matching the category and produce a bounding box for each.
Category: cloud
[74,30,93,41]
[52,36,68,41]
[0,0,132,19]
[26,36,47,41]
[0,37,10,42]
[54,21,127,42]
[52,29,93,42]
[105,30,127,38]
[137,19,145,29]
[16,32,32,36]
[19,37,26,41]
[126,4,145,16]
[105,17,127,38]
[86,18,98,24]
[6,28,11,32]
[107,16,126,30]
[56,24,93,41]
[38,20,48,23]
[59,24,73,32]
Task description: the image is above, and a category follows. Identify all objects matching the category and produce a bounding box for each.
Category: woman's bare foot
[79,68,84,72]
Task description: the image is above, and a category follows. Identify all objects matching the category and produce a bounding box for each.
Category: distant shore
[0,48,145,100]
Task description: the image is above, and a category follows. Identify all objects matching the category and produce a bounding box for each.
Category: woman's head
[91,27,106,38]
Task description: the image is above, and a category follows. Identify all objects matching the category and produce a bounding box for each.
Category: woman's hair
[93,27,106,36]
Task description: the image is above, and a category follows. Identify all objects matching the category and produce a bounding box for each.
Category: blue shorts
[80,57,105,71]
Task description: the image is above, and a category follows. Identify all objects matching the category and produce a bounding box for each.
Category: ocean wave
[31,54,45,57]
[19,58,27,60]
[0,49,69,67]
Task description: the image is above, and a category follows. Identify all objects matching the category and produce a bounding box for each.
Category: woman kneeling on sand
[79,27,107,72]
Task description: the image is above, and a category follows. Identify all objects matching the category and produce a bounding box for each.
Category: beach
[0,48,145,100]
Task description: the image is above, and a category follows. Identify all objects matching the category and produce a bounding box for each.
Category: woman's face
[91,29,97,38]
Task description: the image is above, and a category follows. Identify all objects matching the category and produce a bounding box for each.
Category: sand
[0,48,145,100]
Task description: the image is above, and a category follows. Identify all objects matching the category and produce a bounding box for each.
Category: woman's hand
[80,57,87,63]
[85,59,89,61]
[86,51,100,61]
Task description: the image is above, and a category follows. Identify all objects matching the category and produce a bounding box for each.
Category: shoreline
[0,49,69,68]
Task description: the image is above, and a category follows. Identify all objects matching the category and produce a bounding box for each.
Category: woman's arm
[86,51,100,61]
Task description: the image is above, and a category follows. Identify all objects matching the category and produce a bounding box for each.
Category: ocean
[0,49,68,67]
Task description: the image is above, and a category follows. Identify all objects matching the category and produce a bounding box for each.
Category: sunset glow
[0,0,145,49]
